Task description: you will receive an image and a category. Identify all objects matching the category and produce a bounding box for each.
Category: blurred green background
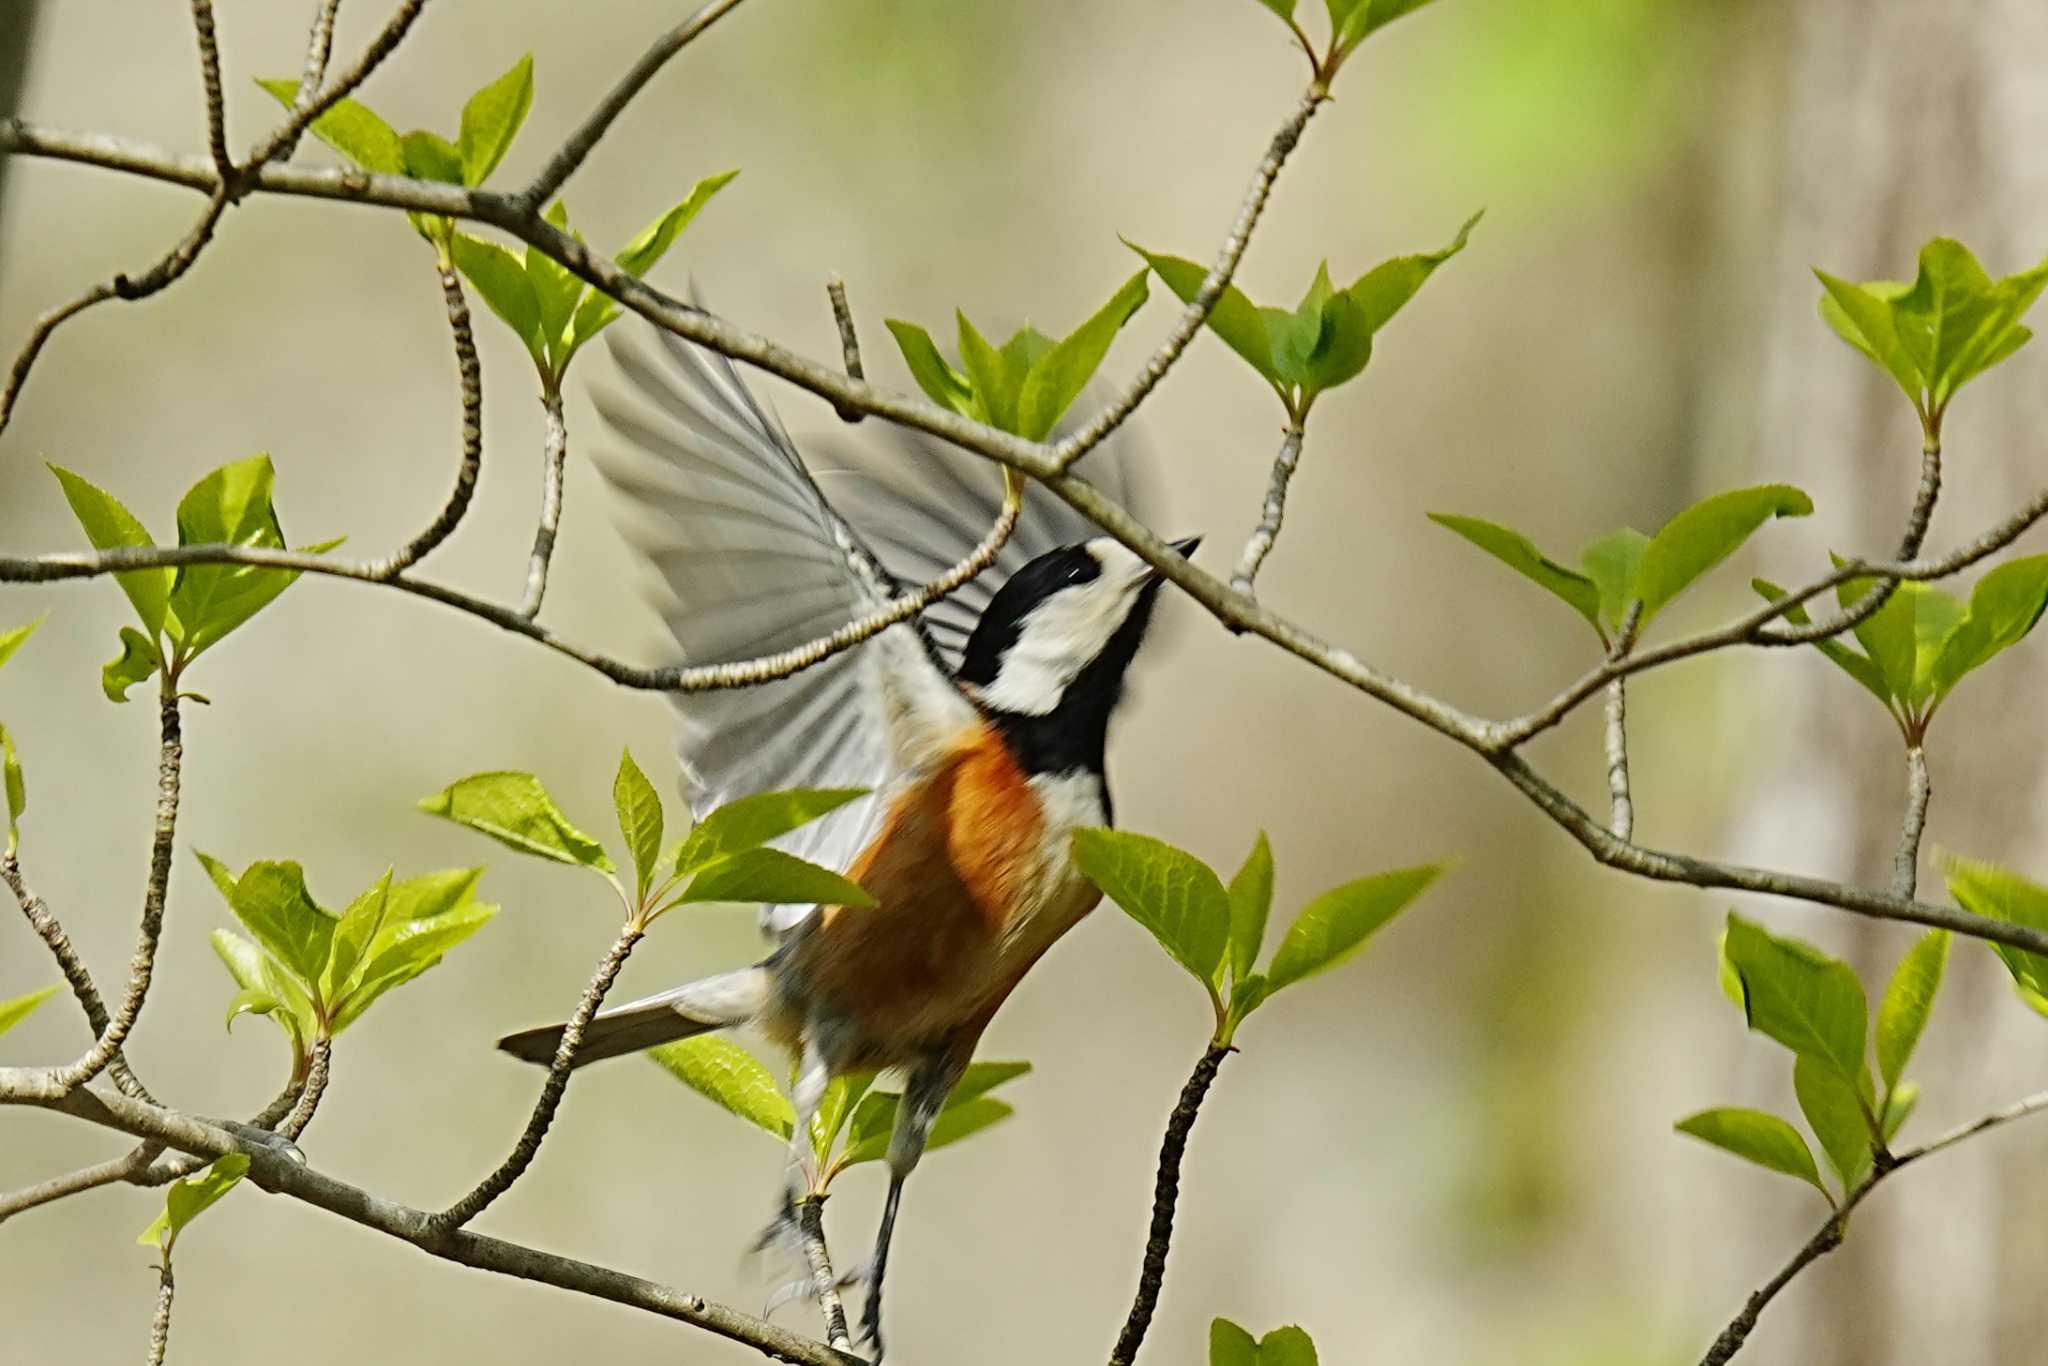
[4,2,2047,1363]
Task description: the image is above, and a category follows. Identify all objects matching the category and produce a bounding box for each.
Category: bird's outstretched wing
[590,321,1153,933]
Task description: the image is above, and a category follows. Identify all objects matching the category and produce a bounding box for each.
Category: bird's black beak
[1169,535,1202,558]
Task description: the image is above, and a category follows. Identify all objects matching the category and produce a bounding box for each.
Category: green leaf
[838,1061,1031,1166]
[1752,578,1891,707]
[1716,925,1745,1010]
[957,312,1017,432]
[0,725,19,854]
[1211,1319,1260,1366]
[419,771,614,872]
[255,81,404,175]
[922,1096,1015,1153]
[1876,929,1948,1090]
[1343,209,1481,338]
[0,614,42,671]
[1941,853,2048,1020]
[1072,829,1231,990]
[1265,864,1441,994]
[1882,1081,1920,1144]
[1794,1053,1874,1191]
[170,455,315,656]
[1253,0,1297,23]
[810,1074,872,1162]
[1125,242,1281,390]
[1929,555,2048,704]
[401,129,464,184]
[321,869,395,1005]
[674,847,874,910]
[670,788,867,874]
[1428,514,1603,634]
[331,872,496,1031]
[1896,240,2048,407]
[1673,1107,1828,1197]
[886,319,979,417]
[615,171,741,279]
[527,201,584,363]
[451,234,545,367]
[1577,528,1651,635]
[1015,271,1151,440]
[99,627,162,704]
[1815,272,1920,406]
[208,856,335,989]
[1257,1325,1319,1366]
[1349,0,1443,45]
[0,982,60,1038]
[457,53,533,186]
[1634,484,1814,625]
[210,927,317,1050]
[1721,913,1869,1083]
[138,1152,250,1255]
[647,1035,795,1139]
[49,464,171,638]
[613,749,666,901]
[1225,832,1275,987]
[1834,574,1965,714]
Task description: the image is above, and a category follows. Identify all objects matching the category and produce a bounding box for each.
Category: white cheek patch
[977,542,1151,716]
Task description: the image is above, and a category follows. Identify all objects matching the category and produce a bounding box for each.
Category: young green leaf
[647,1035,795,1138]
[321,869,395,1005]
[419,771,614,872]
[170,456,327,657]
[1264,863,1441,994]
[0,614,42,671]
[837,1061,1031,1167]
[1343,210,1481,337]
[613,749,665,900]
[0,723,22,855]
[1673,1108,1828,1197]
[401,129,464,184]
[1752,578,1892,708]
[1072,829,1231,991]
[1578,527,1651,635]
[1015,270,1151,440]
[1816,272,1920,406]
[330,872,497,1031]
[49,464,172,638]
[210,927,318,1051]
[1334,0,1442,49]
[1253,0,1298,24]
[0,982,61,1038]
[670,788,867,874]
[138,1152,250,1256]
[1634,485,1814,625]
[886,320,980,417]
[1793,1053,1874,1191]
[1226,832,1275,986]
[100,627,163,704]
[956,312,1018,432]
[255,81,405,174]
[1882,1081,1920,1144]
[527,202,583,361]
[1941,852,2048,1018]
[1721,913,1869,1082]
[1876,929,1948,1090]
[1929,555,2048,703]
[1124,242,1282,391]
[1256,1325,1319,1366]
[451,234,545,367]
[202,855,335,988]
[673,847,875,910]
[1427,514,1603,634]
[1211,1319,1260,1366]
[614,171,741,279]
[809,1074,873,1162]
[457,54,533,186]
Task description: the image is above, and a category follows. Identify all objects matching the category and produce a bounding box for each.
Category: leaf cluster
[1130,212,1477,424]
[647,1040,1029,1192]
[420,752,872,927]
[50,458,335,702]
[1071,828,1441,1045]
[887,271,1151,441]
[1677,913,1948,1207]
[1247,0,1446,84]
[1432,483,1813,645]
[1756,555,2048,746]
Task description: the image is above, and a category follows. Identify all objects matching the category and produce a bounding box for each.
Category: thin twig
[432,925,643,1230]
[145,1261,175,1366]
[5,1082,864,1366]
[1230,422,1304,595]
[0,1146,155,1222]
[796,1197,853,1351]
[1108,1045,1229,1366]
[1892,746,1930,899]
[187,0,231,176]
[520,0,753,208]
[372,263,483,578]
[1053,89,1325,473]
[276,1039,330,1142]
[517,391,568,617]
[267,0,347,162]
[2,852,155,1103]
[825,275,865,424]
[240,0,429,169]
[1604,604,1643,840]
[1698,1086,2048,1365]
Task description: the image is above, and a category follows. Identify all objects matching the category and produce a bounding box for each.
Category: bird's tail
[495,966,772,1068]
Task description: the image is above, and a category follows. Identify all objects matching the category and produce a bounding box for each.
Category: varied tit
[496,323,1194,1359]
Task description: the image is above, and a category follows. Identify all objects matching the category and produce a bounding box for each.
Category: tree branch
[0,1145,156,1223]
[1108,1045,1229,1366]
[371,262,483,578]
[240,0,428,170]
[516,390,567,617]
[796,1197,853,1352]
[186,0,231,176]
[1603,603,1642,840]
[431,924,642,1231]
[1229,422,1304,595]
[3,1081,864,1366]
[2,851,155,1103]
[277,1039,330,1142]
[825,275,866,424]
[145,1261,175,1366]
[1892,746,1930,899]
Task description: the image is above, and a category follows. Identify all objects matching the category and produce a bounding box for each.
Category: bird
[494,320,1193,1359]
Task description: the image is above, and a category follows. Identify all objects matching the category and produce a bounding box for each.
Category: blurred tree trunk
[1727,2,2048,1363]
[0,2,38,216]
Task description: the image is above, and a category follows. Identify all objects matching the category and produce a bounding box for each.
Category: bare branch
[520,0,753,208]
[371,263,484,578]
[825,275,866,424]
[187,0,231,175]
[517,391,568,617]
[1229,422,1304,595]
[277,1039,331,1142]
[241,0,429,169]
[1603,604,1643,840]
[6,1082,864,1366]
[1108,1045,1229,1366]
[0,1146,155,1223]
[2,852,155,1103]
[796,1197,854,1352]
[145,1262,175,1366]
[1892,746,1930,899]
[432,925,643,1231]
[296,0,345,104]
[1052,89,1325,474]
